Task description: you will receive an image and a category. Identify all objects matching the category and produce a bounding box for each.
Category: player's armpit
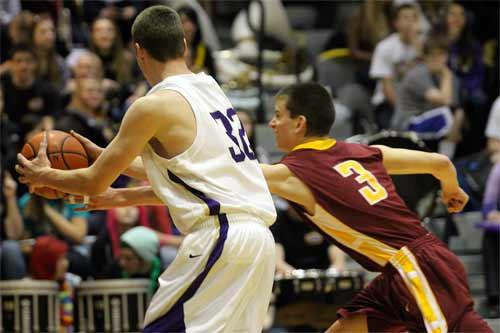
[260,163,316,214]
[123,156,148,180]
[87,98,161,193]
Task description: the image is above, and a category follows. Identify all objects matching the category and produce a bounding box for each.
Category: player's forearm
[116,186,164,206]
[122,157,148,180]
[429,155,460,193]
[40,167,108,196]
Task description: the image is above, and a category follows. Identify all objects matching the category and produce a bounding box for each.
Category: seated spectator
[1,162,91,280]
[178,6,216,78]
[485,97,500,163]
[0,10,34,71]
[91,206,145,278]
[271,205,345,276]
[170,0,220,53]
[443,1,488,156]
[347,0,391,89]
[1,44,61,139]
[91,204,182,278]
[480,163,500,317]
[96,0,144,45]
[369,3,421,129]
[96,226,161,295]
[30,235,70,281]
[32,15,69,90]
[231,0,295,58]
[63,50,122,120]
[29,235,78,329]
[392,35,463,156]
[88,17,135,86]
[444,2,486,107]
[65,50,120,96]
[57,77,114,148]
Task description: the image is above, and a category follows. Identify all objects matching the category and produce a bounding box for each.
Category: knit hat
[120,226,159,263]
[107,206,149,259]
[30,235,68,280]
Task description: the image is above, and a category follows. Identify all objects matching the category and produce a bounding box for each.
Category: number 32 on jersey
[210,108,256,163]
[334,160,388,205]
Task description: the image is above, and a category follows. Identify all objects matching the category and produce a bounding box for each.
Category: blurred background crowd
[0,0,499,331]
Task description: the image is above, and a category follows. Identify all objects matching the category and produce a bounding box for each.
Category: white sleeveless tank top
[141,73,276,234]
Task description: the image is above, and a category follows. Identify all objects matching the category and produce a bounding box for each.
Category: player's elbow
[433,153,453,178]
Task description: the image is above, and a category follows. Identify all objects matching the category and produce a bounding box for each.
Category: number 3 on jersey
[210,108,256,163]
[334,160,388,205]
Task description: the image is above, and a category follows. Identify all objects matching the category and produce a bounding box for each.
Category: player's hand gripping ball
[20,130,90,199]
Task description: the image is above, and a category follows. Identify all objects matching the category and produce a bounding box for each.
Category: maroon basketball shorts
[338,233,492,332]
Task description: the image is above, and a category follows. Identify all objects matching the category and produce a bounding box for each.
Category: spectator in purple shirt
[481,163,499,317]
[443,2,488,156]
[444,2,485,103]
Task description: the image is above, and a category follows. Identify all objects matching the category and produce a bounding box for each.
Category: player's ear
[295,115,307,135]
[183,38,189,56]
[135,43,145,59]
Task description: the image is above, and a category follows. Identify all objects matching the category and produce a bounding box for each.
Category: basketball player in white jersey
[16,5,277,332]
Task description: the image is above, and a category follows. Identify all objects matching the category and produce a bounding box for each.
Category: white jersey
[141,73,276,234]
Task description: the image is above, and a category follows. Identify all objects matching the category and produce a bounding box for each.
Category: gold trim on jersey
[390,247,448,333]
[305,204,398,267]
[307,204,448,333]
[292,138,336,152]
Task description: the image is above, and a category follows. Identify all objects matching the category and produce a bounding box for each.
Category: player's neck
[147,58,192,86]
[298,136,331,146]
[289,135,333,152]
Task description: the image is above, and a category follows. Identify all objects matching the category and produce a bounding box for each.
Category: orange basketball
[21,130,89,199]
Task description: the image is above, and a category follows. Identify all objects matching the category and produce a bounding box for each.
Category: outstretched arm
[17,96,166,195]
[69,186,163,211]
[374,145,468,212]
[260,163,316,215]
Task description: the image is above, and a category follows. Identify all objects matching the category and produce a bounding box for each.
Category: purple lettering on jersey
[210,109,256,163]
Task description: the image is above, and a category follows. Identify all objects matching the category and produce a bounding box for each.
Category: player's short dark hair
[9,43,36,60]
[277,82,335,137]
[131,5,185,62]
[423,35,449,55]
[391,3,417,21]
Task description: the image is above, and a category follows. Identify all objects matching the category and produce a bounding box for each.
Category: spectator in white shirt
[369,3,421,129]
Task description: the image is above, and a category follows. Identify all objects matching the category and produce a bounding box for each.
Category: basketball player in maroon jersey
[261,82,492,332]
[55,82,491,332]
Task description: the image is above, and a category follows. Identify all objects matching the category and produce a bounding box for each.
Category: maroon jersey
[281,139,428,272]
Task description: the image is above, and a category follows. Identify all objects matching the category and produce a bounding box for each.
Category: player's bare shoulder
[126,91,194,130]
[148,89,193,118]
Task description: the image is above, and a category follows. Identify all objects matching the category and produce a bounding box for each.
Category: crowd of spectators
[0,0,498,328]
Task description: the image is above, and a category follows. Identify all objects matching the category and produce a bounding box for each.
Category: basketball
[21,130,89,199]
